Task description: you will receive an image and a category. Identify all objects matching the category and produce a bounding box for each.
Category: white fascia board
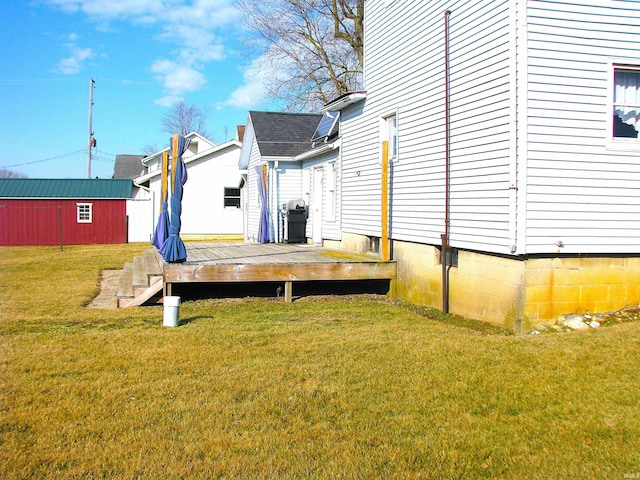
[239,117,255,169]
[141,149,167,166]
[294,140,340,161]
[263,156,296,163]
[321,92,367,112]
[141,131,220,166]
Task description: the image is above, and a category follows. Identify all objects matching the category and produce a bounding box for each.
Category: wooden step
[144,248,163,277]
[132,255,148,289]
[117,249,166,308]
[117,263,134,299]
[120,276,164,308]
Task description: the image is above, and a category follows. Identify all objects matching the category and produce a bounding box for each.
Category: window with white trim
[612,65,640,140]
[224,187,241,208]
[381,112,398,161]
[77,203,92,223]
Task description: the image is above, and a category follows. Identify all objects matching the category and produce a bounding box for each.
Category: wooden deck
[162,242,397,302]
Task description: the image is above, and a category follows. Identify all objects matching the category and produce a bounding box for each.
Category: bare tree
[161,101,210,138]
[0,168,27,178]
[326,0,364,67]
[142,143,162,156]
[236,0,363,111]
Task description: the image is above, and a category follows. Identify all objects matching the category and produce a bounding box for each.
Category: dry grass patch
[1,245,639,478]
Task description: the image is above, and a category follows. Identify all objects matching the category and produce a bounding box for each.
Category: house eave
[294,140,340,161]
[135,139,241,183]
[321,91,367,112]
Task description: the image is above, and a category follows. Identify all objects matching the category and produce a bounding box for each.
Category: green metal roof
[0,178,133,199]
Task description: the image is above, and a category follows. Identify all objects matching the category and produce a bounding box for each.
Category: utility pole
[87,78,95,179]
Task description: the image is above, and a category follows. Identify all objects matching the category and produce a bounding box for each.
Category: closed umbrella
[162,134,191,263]
[255,165,273,243]
[151,151,169,253]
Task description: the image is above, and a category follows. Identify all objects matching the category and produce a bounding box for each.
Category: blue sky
[0,0,275,179]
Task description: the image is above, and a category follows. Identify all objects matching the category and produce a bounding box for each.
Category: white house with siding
[298,108,346,244]
[332,0,640,329]
[135,132,244,242]
[240,111,327,243]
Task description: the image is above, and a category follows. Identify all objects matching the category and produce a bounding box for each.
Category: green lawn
[1,244,639,479]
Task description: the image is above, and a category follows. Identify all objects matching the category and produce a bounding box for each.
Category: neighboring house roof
[249,111,322,157]
[0,178,133,199]
[141,131,216,167]
[113,154,145,179]
[134,140,242,184]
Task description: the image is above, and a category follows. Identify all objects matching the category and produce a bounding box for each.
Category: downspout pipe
[442,10,452,314]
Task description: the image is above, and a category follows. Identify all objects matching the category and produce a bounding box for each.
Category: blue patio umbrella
[255,165,273,243]
[162,134,191,263]
[151,151,169,252]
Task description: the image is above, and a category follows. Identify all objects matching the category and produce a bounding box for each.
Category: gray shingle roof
[249,111,322,157]
[114,154,145,179]
[0,179,133,199]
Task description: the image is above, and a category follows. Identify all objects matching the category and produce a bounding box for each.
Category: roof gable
[135,140,241,184]
[114,154,145,179]
[248,111,322,157]
[0,179,133,199]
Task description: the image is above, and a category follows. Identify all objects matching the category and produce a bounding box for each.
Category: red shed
[0,178,133,246]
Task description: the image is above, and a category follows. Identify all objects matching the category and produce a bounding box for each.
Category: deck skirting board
[157,242,397,302]
[163,261,397,283]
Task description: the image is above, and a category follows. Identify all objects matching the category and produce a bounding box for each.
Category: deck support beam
[284,281,293,303]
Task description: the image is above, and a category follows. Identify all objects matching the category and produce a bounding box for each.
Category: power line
[0,77,154,86]
[96,149,117,157]
[1,150,86,169]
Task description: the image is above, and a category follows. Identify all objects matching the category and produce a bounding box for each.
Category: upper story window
[77,203,92,223]
[613,66,640,140]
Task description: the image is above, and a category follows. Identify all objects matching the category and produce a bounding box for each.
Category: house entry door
[312,167,323,244]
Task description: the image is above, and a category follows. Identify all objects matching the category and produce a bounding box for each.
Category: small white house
[135,132,244,241]
[331,0,640,329]
[240,112,322,243]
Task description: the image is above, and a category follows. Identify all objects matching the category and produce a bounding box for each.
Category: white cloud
[151,59,206,99]
[54,33,94,74]
[225,57,270,109]
[154,94,184,107]
[47,0,165,21]
[46,0,241,102]
[226,79,266,109]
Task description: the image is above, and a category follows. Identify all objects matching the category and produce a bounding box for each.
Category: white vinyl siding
[245,133,264,242]
[302,148,341,241]
[274,163,303,242]
[340,102,381,237]
[525,1,640,254]
[346,0,513,254]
